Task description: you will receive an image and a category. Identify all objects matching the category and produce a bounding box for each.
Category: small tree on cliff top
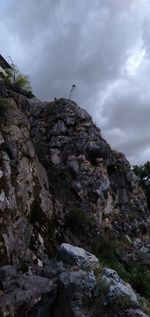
[4,66,33,98]
[5,66,31,90]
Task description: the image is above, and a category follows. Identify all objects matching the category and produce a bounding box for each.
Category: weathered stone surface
[0,265,17,283]
[0,271,57,317]
[59,270,98,298]
[0,96,54,268]
[126,308,149,317]
[0,79,7,97]
[0,86,150,317]
[43,259,65,279]
[28,98,149,241]
[58,243,99,270]
[0,243,149,317]
[54,270,98,317]
[102,268,138,303]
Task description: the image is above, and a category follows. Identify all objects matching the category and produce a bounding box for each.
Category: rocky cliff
[0,78,150,317]
[28,97,149,241]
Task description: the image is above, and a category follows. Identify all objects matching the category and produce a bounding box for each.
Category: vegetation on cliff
[133,162,150,211]
[4,66,34,98]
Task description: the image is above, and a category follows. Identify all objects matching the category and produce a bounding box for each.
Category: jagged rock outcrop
[0,243,149,317]
[0,81,150,316]
[27,98,149,242]
[0,95,54,268]
[2,89,149,244]
[58,243,99,270]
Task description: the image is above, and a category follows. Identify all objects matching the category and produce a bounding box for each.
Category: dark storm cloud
[3,0,139,96]
[0,0,150,164]
[99,58,150,164]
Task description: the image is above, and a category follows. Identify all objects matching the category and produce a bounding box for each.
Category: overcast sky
[0,0,150,165]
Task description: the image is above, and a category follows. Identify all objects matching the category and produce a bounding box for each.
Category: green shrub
[94,238,129,282]
[93,237,125,266]
[14,73,31,91]
[133,162,150,211]
[127,268,150,299]
[66,207,91,234]
[109,294,135,314]
[3,68,12,85]
[139,296,150,315]
[92,237,150,301]
[4,66,33,97]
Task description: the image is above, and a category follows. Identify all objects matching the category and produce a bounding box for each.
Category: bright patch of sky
[126,48,146,76]
[0,0,13,11]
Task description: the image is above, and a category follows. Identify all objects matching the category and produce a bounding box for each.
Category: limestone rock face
[3,93,148,243]
[0,79,7,97]
[0,96,53,268]
[102,268,138,303]
[126,309,149,317]
[58,243,99,270]
[0,83,150,316]
[28,98,149,240]
[0,265,57,317]
[1,244,147,317]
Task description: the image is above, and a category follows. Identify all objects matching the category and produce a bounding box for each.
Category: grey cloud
[100,67,150,164]
[0,0,150,164]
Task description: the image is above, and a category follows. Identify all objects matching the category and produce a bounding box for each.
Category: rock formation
[28,97,149,241]
[0,78,150,316]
